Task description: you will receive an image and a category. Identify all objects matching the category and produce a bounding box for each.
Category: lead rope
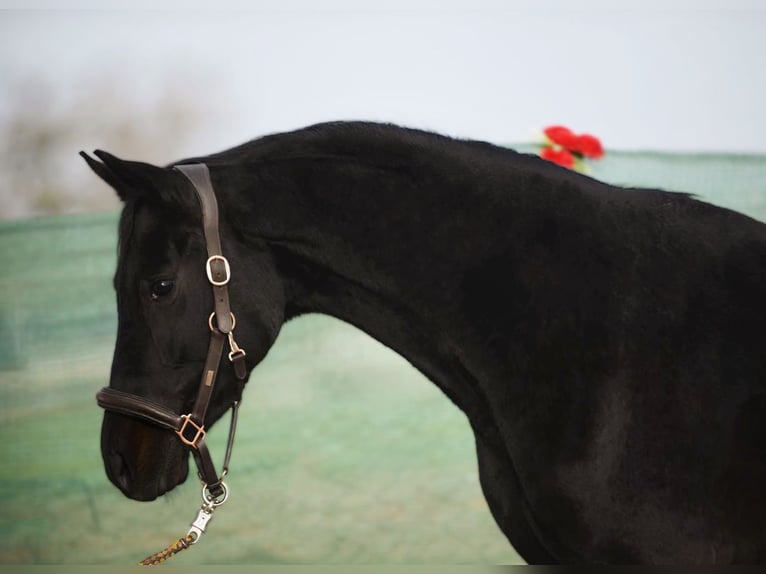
[139,534,197,566]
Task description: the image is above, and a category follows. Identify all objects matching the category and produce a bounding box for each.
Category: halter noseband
[96,163,248,500]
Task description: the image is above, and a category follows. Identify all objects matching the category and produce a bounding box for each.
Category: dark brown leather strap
[174,163,234,334]
[193,439,223,494]
[97,387,183,431]
[190,330,227,424]
[174,164,237,494]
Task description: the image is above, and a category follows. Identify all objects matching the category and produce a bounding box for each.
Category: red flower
[540,146,575,169]
[543,125,578,149]
[540,125,604,171]
[573,134,604,159]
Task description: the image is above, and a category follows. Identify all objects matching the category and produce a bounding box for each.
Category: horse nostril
[108,450,131,491]
[157,475,168,495]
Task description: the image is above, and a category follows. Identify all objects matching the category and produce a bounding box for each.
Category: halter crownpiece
[95,163,248,564]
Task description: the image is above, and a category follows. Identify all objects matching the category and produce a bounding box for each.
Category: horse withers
[82,121,766,564]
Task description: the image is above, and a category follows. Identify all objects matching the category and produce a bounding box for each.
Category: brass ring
[208,312,236,333]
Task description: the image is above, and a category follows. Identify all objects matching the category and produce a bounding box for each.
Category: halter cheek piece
[96,163,248,501]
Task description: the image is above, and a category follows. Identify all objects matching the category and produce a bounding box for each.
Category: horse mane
[170,121,535,170]
[162,122,713,266]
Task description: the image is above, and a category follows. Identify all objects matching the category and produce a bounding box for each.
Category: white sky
[1,0,765,153]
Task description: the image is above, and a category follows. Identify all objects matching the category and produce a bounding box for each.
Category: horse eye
[150,279,175,300]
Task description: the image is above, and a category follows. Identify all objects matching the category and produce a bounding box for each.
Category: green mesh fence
[0,150,764,564]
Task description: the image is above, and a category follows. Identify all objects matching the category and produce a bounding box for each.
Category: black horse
[82,121,766,564]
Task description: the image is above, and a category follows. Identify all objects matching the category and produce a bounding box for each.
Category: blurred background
[0,0,765,565]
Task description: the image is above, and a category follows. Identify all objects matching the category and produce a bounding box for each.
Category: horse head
[81,151,285,501]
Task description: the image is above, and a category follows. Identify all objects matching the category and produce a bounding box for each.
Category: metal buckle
[176,414,206,448]
[206,255,231,286]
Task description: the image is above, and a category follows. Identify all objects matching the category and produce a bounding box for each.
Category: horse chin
[101,412,190,501]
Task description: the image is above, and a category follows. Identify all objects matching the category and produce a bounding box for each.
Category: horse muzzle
[101,411,189,501]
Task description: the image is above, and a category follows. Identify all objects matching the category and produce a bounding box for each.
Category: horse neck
[220,147,533,431]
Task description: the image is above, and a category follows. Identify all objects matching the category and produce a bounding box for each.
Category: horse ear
[79,150,183,206]
[79,150,128,200]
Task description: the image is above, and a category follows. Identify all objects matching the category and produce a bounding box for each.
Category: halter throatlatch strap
[96,161,248,500]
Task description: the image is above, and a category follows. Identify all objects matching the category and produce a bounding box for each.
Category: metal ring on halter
[202,481,229,507]
[208,312,236,334]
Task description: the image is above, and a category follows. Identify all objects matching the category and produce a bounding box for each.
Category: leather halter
[96,163,248,498]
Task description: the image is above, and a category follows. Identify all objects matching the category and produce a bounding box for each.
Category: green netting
[0,150,764,564]
[516,146,766,221]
